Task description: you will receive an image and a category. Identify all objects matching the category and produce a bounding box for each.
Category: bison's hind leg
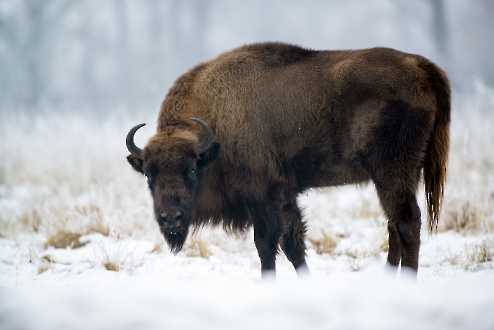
[366,101,433,273]
[386,221,402,267]
[374,177,421,272]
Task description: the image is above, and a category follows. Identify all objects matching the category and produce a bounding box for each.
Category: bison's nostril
[160,211,168,220]
[175,210,183,220]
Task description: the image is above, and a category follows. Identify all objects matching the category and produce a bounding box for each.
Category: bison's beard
[161,226,189,254]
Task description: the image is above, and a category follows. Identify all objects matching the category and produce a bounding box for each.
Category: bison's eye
[184,165,198,187]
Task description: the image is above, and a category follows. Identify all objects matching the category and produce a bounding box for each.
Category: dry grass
[91,242,145,272]
[37,255,55,274]
[103,261,120,272]
[74,204,103,220]
[186,238,212,258]
[379,234,389,253]
[45,230,86,249]
[150,243,163,254]
[44,222,109,249]
[308,230,338,255]
[466,239,493,264]
[351,199,383,220]
[442,239,494,269]
[338,231,388,260]
[2,201,111,248]
[37,262,51,274]
[19,209,42,232]
[441,201,485,234]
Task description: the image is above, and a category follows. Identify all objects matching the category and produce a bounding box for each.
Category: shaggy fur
[126,42,450,276]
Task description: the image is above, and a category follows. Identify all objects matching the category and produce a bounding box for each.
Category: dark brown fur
[127,42,450,276]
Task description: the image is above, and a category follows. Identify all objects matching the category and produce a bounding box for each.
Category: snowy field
[1,88,494,329]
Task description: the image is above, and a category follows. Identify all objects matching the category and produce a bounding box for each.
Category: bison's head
[126,118,220,253]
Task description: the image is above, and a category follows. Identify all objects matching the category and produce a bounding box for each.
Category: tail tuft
[420,59,451,232]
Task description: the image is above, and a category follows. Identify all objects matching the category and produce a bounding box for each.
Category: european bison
[126,42,450,277]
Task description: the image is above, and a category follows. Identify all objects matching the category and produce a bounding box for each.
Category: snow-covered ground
[1,88,493,329]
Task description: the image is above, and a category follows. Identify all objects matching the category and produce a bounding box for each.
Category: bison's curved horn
[126,123,146,158]
[191,117,215,153]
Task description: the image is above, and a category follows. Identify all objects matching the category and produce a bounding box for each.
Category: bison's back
[195,44,433,158]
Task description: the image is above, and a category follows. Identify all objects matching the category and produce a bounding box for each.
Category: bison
[126,42,450,277]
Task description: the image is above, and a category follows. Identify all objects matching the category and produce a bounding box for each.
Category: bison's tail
[421,60,451,232]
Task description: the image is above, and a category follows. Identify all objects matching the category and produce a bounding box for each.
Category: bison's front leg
[280,202,309,274]
[251,204,282,278]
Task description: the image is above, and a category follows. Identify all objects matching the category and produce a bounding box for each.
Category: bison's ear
[127,154,144,174]
[197,142,220,168]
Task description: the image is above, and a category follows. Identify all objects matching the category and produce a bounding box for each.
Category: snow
[1,267,494,330]
[1,89,494,329]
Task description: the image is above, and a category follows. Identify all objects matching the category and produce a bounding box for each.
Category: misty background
[0,0,493,113]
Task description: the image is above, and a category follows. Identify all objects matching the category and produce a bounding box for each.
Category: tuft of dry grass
[308,230,337,255]
[45,230,86,249]
[44,221,109,250]
[37,263,51,274]
[92,243,144,273]
[443,239,494,269]
[4,202,109,238]
[74,204,103,219]
[466,239,493,264]
[197,240,211,258]
[186,238,212,258]
[351,199,383,220]
[337,230,388,260]
[85,222,110,237]
[37,255,55,274]
[103,261,120,272]
[441,202,485,234]
[379,235,389,253]
[19,209,42,232]
[150,243,163,254]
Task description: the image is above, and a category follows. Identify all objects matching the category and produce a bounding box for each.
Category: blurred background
[1,0,493,113]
